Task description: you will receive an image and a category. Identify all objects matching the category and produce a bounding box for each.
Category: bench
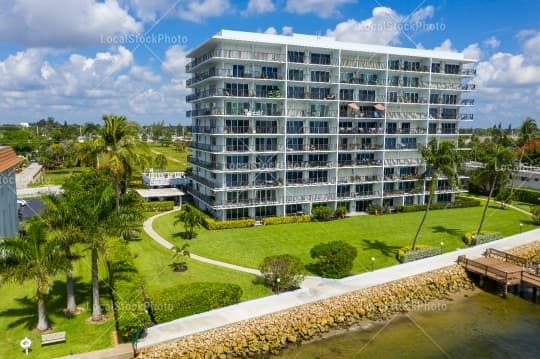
[41,331,66,346]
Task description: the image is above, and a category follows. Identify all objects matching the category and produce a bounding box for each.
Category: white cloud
[263,27,278,35]
[243,0,275,15]
[0,0,141,47]
[433,38,454,52]
[483,36,500,49]
[463,43,482,60]
[177,0,232,23]
[282,26,294,35]
[326,6,434,45]
[286,0,355,18]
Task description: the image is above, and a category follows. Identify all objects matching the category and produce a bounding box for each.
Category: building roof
[188,29,475,62]
[0,146,23,173]
[135,188,185,199]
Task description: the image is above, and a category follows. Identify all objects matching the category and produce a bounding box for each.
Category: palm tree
[0,220,69,331]
[473,139,514,235]
[42,194,83,315]
[154,153,168,171]
[174,206,202,239]
[517,117,537,166]
[99,114,147,209]
[411,139,461,251]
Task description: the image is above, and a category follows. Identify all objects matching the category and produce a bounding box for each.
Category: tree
[170,243,190,272]
[473,138,514,235]
[259,255,304,293]
[311,205,333,221]
[309,241,358,278]
[62,169,143,321]
[98,114,148,209]
[517,117,537,165]
[334,205,348,219]
[42,194,83,315]
[411,140,461,250]
[154,153,168,171]
[174,205,202,239]
[0,220,69,331]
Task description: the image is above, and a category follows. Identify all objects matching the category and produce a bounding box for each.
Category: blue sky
[0,0,539,127]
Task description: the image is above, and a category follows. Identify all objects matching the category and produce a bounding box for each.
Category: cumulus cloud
[286,0,355,18]
[483,36,500,49]
[263,27,278,35]
[326,6,435,45]
[243,0,275,15]
[0,0,141,47]
[120,0,231,23]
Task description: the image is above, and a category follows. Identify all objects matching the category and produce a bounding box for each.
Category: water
[276,291,540,359]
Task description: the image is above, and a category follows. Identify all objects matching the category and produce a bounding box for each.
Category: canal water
[275,290,540,359]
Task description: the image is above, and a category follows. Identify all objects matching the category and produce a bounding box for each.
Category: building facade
[186,30,475,220]
[0,146,23,238]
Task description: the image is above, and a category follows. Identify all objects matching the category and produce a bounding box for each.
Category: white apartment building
[186,30,475,220]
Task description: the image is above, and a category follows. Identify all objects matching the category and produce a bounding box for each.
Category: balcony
[286,161,334,169]
[190,173,219,189]
[460,99,475,106]
[287,109,338,118]
[186,108,225,117]
[337,191,379,200]
[286,177,335,186]
[187,68,285,86]
[338,159,382,167]
[338,127,385,134]
[338,175,380,183]
[186,48,285,71]
[339,144,383,151]
[286,193,336,203]
[340,57,387,70]
[286,144,335,151]
[386,112,428,120]
[384,158,422,166]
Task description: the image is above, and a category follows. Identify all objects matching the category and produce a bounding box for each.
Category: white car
[17,199,27,207]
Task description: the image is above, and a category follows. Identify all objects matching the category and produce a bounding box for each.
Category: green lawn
[154,205,535,274]
[148,144,190,171]
[0,251,114,358]
[129,232,271,301]
[29,167,86,187]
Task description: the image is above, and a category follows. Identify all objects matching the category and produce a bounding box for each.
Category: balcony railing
[337,191,380,199]
[286,144,335,151]
[460,99,475,105]
[338,144,383,151]
[186,48,285,71]
[386,112,429,120]
[287,109,338,118]
[338,159,383,167]
[338,175,380,183]
[340,58,387,70]
[286,161,334,169]
[187,68,286,86]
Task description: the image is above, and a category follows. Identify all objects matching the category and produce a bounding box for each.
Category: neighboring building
[0,146,23,238]
[186,30,475,220]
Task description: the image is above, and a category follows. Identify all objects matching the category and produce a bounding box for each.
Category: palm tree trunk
[91,248,102,321]
[477,174,497,235]
[66,271,77,314]
[114,176,121,210]
[411,175,437,251]
[36,291,49,331]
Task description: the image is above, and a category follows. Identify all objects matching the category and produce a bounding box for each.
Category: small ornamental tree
[310,241,358,278]
[174,205,202,239]
[259,255,304,293]
[531,206,540,225]
[334,205,348,219]
[311,205,333,221]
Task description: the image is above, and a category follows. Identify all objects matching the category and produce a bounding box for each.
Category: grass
[0,250,114,358]
[29,167,86,187]
[154,205,535,274]
[148,144,190,172]
[129,232,271,301]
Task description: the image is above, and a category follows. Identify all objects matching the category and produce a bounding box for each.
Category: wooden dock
[458,248,540,296]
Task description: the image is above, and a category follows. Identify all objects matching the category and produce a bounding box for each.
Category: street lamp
[520,223,523,233]
[371,257,375,272]
[440,241,444,254]
[276,277,281,294]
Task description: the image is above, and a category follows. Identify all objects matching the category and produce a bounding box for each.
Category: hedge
[142,200,175,212]
[394,198,481,214]
[151,282,242,323]
[462,231,502,246]
[183,204,255,230]
[397,245,441,263]
[108,238,152,340]
[506,188,540,205]
[262,215,311,225]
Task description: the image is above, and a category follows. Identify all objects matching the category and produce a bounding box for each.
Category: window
[404,92,419,103]
[308,170,328,183]
[340,89,354,101]
[256,155,276,169]
[225,119,248,133]
[441,108,457,119]
[310,104,330,117]
[358,90,375,101]
[357,152,374,161]
[400,167,416,176]
[403,61,420,71]
[429,123,437,134]
[441,123,456,134]
[255,172,277,185]
[225,83,249,97]
[383,182,395,192]
[226,174,248,187]
[402,77,419,87]
[261,66,278,79]
[254,102,280,116]
[310,138,329,150]
[287,86,305,99]
[401,137,417,149]
[288,51,305,63]
[356,184,373,194]
[225,102,249,115]
[386,122,397,134]
[226,208,248,220]
[308,153,328,163]
[444,64,460,74]
[232,65,244,78]
[310,53,331,65]
[430,93,440,104]
[337,185,350,197]
[226,191,248,203]
[287,121,304,134]
[255,85,279,98]
[389,59,400,70]
[309,121,328,133]
[256,138,277,151]
[286,204,303,214]
[442,94,457,104]
[388,91,398,102]
[255,205,277,217]
[226,138,249,152]
[255,190,277,202]
[287,137,304,150]
[431,62,441,73]
[287,154,303,167]
[287,171,303,184]
[384,168,395,177]
[356,200,372,211]
[311,71,330,82]
[310,87,330,100]
[338,153,352,166]
[288,69,304,81]
[399,182,415,190]
[385,137,397,149]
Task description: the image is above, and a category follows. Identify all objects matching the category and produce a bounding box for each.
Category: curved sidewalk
[143,209,261,275]
[138,225,540,349]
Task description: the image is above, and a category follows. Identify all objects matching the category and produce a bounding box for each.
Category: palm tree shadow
[361,239,402,257]
[0,296,41,330]
[430,225,462,236]
[172,231,198,240]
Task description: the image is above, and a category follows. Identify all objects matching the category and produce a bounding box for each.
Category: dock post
[503,284,508,298]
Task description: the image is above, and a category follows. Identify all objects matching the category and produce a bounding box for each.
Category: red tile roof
[0,146,23,173]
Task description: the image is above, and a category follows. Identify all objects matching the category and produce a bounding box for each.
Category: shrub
[142,201,175,212]
[108,238,152,339]
[262,215,311,225]
[151,282,242,323]
[311,205,333,221]
[510,188,540,205]
[183,204,256,230]
[453,197,481,208]
[532,206,540,225]
[462,231,502,246]
[334,205,348,219]
[367,203,382,215]
[259,255,305,293]
[397,245,441,263]
[309,241,358,278]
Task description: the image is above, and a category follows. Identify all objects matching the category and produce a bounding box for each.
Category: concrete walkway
[15,162,43,188]
[143,209,262,275]
[138,228,540,349]
[56,344,133,359]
